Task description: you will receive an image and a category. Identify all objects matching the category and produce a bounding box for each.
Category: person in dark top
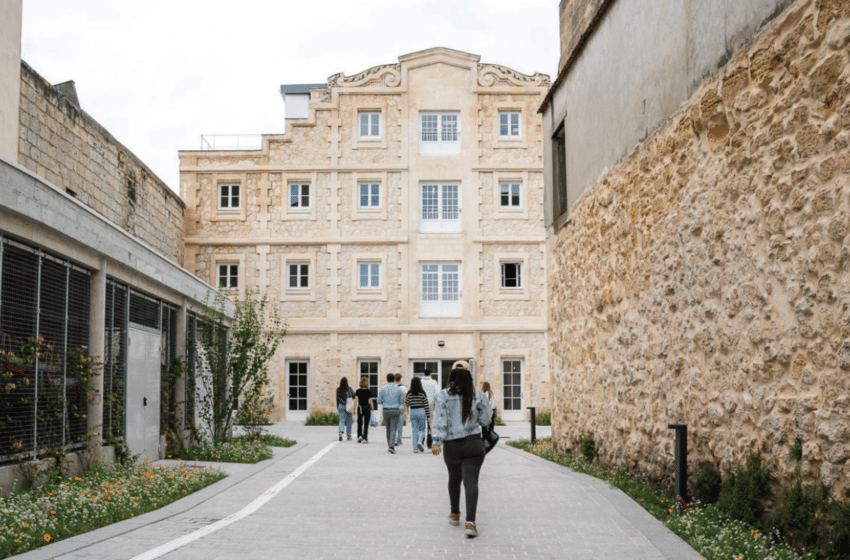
[405,376,431,452]
[336,377,356,441]
[354,376,376,443]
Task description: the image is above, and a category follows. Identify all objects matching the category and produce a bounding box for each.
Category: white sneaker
[448,513,460,526]
[464,522,478,538]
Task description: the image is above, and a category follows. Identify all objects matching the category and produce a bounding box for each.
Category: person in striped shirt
[404,376,431,453]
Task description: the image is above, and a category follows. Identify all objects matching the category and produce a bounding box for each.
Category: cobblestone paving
[20,422,700,560]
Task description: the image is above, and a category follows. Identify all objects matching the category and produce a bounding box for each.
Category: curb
[15,442,311,560]
[497,443,701,560]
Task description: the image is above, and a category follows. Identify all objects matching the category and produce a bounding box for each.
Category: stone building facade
[17,62,185,265]
[180,47,552,421]
[543,0,850,497]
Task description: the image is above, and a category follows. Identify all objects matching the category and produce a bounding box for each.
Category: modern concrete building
[0,0,231,488]
[180,47,552,421]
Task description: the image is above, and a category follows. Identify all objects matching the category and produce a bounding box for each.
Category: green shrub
[535,412,551,426]
[824,500,850,558]
[580,435,598,463]
[694,464,723,505]
[493,416,505,426]
[243,434,296,447]
[773,479,829,551]
[718,451,772,526]
[304,411,339,426]
[789,439,803,463]
[178,439,273,463]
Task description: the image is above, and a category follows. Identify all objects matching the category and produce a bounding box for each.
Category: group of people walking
[334,362,497,538]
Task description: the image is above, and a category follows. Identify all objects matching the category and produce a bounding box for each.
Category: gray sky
[21,0,560,193]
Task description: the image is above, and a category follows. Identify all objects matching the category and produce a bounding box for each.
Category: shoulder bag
[426,422,433,449]
[345,389,355,414]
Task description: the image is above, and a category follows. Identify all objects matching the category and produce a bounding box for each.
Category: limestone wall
[479,243,546,318]
[17,62,184,265]
[338,244,402,318]
[480,332,551,413]
[477,94,544,167]
[479,171,545,236]
[549,0,850,496]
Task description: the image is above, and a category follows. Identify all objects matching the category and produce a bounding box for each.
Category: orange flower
[74,477,82,482]
[44,534,51,543]
[50,510,56,515]
[21,523,29,528]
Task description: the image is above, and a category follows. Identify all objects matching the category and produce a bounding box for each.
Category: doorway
[410,359,473,389]
[126,326,161,461]
[286,360,309,422]
[500,358,524,421]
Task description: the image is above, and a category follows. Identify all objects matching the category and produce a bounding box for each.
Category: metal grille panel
[103,280,128,440]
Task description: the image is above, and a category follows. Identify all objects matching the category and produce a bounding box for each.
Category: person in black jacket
[336,377,355,441]
[354,377,376,443]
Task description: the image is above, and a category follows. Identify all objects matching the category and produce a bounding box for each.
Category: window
[288,263,310,290]
[359,112,381,138]
[500,183,521,208]
[358,262,380,289]
[420,113,460,156]
[218,183,240,210]
[501,263,522,289]
[553,124,567,217]
[217,263,238,289]
[420,263,461,318]
[499,112,521,138]
[358,183,381,209]
[421,183,460,233]
[289,183,311,209]
[502,359,523,412]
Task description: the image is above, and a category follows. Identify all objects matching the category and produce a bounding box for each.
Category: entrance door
[126,326,161,461]
[286,361,309,421]
[501,358,524,421]
[411,360,440,389]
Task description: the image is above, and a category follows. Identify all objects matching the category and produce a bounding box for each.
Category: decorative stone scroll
[327,64,402,88]
[477,64,551,88]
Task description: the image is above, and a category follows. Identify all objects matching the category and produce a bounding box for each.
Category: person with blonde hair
[480,382,497,444]
[431,361,492,538]
[354,376,376,443]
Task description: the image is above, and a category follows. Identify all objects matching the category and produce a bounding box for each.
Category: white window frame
[358,261,381,290]
[500,356,525,421]
[289,182,311,210]
[499,182,522,208]
[287,262,310,291]
[218,183,241,211]
[500,262,522,290]
[281,252,317,302]
[351,253,387,301]
[419,262,461,318]
[494,252,530,301]
[358,111,381,139]
[358,182,381,210]
[285,359,310,421]
[217,262,239,289]
[498,111,521,138]
[419,112,460,156]
[420,183,461,233]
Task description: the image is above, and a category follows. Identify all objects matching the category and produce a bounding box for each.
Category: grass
[241,434,296,447]
[304,412,339,426]
[508,438,816,560]
[0,461,225,558]
[534,412,551,426]
[177,439,273,463]
[493,416,505,426]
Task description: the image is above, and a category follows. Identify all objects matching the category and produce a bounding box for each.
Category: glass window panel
[422,185,439,220]
[421,115,438,141]
[441,114,457,142]
[371,114,380,136]
[359,184,369,207]
[359,263,368,287]
[360,113,368,136]
[442,184,458,220]
[370,264,379,287]
[512,184,520,206]
[290,184,299,207]
[301,184,310,207]
[371,184,380,206]
[510,113,520,136]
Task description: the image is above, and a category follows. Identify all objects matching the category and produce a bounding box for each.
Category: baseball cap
[452,360,470,371]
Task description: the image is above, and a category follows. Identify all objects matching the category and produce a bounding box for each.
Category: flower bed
[509,438,815,560]
[242,434,295,448]
[0,461,225,558]
[177,439,273,463]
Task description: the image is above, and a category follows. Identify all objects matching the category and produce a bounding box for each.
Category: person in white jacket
[480,382,498,442]
[420,369,440,430]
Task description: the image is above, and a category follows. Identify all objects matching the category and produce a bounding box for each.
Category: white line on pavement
[129,441,338,560]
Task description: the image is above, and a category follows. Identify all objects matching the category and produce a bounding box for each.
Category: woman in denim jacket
[336,377,356,441]
[431,361,492,539]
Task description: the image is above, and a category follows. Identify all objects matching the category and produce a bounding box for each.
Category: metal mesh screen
[0,235,91,462]
[129,291,160,330]
[103,280,128,440]
[161,303,178,431]
[185,312,198,427]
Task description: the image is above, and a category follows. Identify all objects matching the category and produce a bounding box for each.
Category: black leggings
[357,408,370,440]
[443,434,486,522]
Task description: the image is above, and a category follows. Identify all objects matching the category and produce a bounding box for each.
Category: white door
[286,361,309,422]
[127,326,161,461]
[501,359,524,421]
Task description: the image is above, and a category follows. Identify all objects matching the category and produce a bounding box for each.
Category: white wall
[0,0,22,162]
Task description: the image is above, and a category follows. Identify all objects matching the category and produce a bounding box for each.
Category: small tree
[192,288,286,443]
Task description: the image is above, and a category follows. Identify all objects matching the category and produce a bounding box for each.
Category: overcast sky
[21,0,560,193]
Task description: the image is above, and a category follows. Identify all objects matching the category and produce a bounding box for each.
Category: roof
[279,83,327,95]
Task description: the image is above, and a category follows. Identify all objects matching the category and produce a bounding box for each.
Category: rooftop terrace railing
[199,134,263,151]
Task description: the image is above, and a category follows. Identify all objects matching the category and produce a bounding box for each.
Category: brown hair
[337,377,350,398]
[481,382,493,400]
[394,373,402,383]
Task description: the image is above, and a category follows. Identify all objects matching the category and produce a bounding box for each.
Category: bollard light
[668,424,688,504]
[528,407,536,444]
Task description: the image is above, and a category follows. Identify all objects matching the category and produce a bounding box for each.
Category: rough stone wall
[480,244,545,317]
[477,94,544,166]
[480,332,551,413]
[338,94,403,166]
[194,245,260,289]
[18,62,184,265]
[337,333,403,387]
[268,245,330,318]
[548,0,850,496]
[270,172,332,237]
[339,172,403,237]
[558,0,607,73]
[338,244,401,318]
[270,334,332,418]
[189,173,264,237]
[270,111,332,166]
[479,172,545,236]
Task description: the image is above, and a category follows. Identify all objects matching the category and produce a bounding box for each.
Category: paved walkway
[19,422,700,560]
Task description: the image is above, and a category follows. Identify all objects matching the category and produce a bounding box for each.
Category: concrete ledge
[498,443,701,560]
[14,442,309,560]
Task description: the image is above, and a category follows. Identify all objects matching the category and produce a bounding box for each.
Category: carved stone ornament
[327,64,402,88]
[477,64,551,88]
